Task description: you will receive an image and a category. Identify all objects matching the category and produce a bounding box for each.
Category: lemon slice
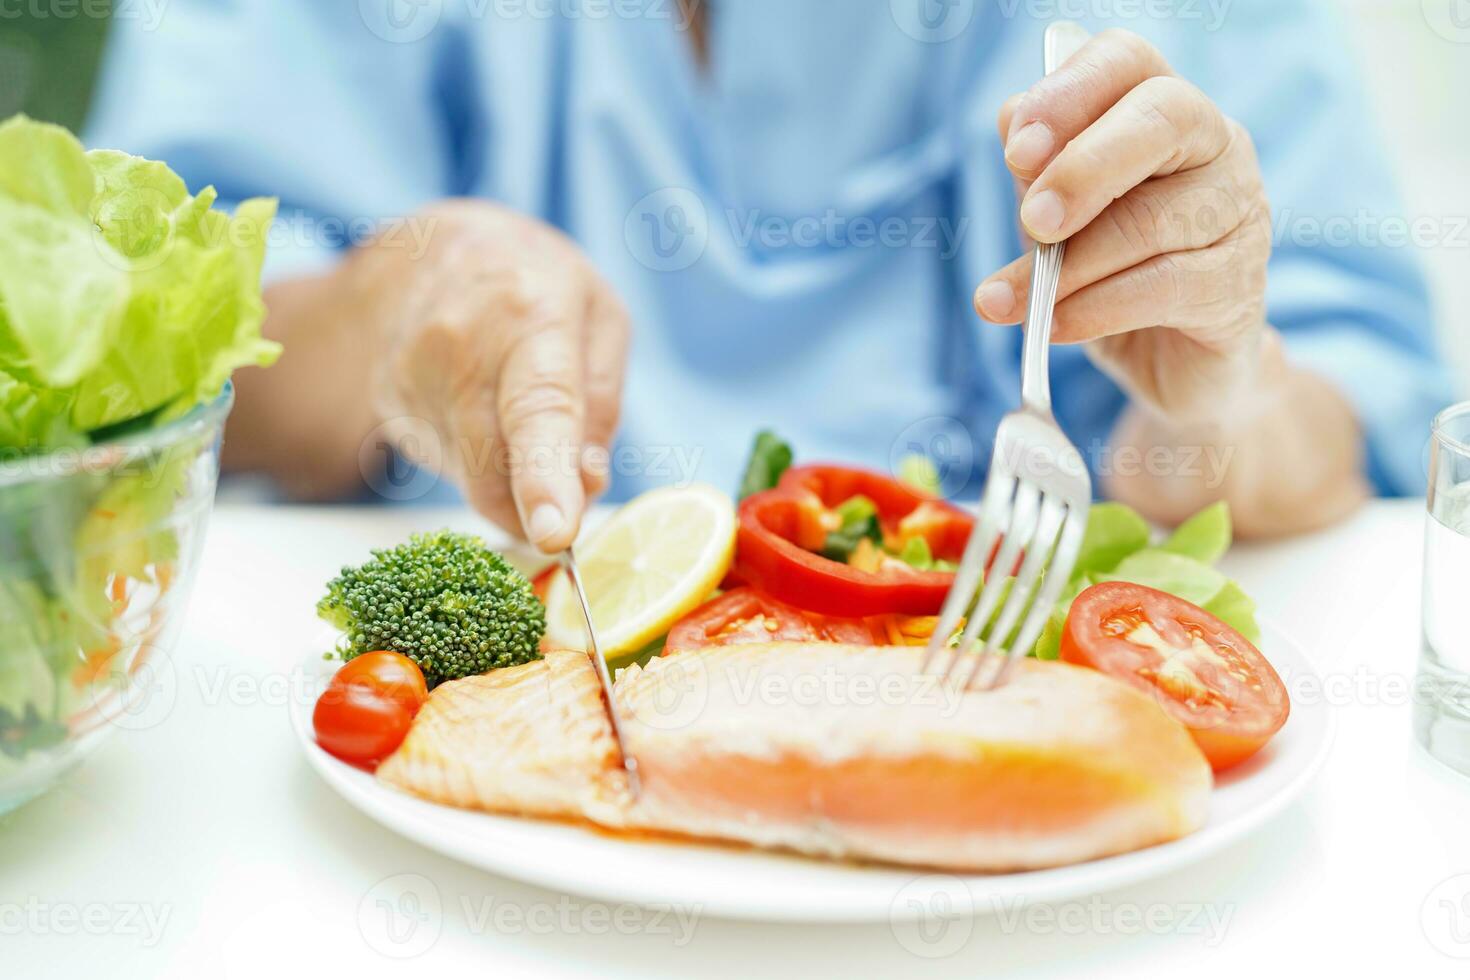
[543,483,737,660]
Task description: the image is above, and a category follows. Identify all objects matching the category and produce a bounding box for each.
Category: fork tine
[959,493,1064,689]
[943,481,1039,680]
[919,465,1013,674]
[979,501,1088,690]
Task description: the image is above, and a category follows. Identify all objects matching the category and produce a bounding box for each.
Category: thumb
[496,319,587,553]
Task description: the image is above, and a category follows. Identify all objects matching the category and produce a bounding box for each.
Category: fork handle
[1019,241,1064,414]
[1019,22,1091,416]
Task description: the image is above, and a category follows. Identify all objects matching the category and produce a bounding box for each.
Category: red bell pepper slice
[734,464,974,616]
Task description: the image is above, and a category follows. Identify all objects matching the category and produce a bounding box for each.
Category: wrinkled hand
[974,30,1275,425]
[364,200,629,552]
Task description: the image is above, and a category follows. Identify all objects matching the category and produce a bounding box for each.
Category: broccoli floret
[317,530,545,687]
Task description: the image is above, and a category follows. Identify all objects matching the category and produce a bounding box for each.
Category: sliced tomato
[1060,581,1289,772]
[665,588,884,655]
[335,651,429,714]
[313,680,414,770]
[664,587,946,656]
[734,464,974,617]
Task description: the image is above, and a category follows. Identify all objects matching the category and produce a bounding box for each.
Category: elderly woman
[86,0,1452,550]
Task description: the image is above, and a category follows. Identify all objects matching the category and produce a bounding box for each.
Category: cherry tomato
[1060,581,1289,772]
[334,651,428,714]
[313,680,413,769]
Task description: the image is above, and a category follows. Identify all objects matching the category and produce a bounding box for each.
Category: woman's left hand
[974,29,1276,426]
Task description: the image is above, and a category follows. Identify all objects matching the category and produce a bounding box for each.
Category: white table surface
[5,499,1469,978]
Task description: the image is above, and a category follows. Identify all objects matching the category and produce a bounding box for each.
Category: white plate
[291,620,1332,923]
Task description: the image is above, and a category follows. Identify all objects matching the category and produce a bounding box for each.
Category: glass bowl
[0,384,232,813]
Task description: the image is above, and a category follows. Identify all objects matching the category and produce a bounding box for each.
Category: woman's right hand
[353,199,630,553]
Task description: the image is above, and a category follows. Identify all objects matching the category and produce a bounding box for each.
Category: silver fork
[920,21,1094,691]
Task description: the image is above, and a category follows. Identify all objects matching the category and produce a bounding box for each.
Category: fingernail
[526,503,566,545]
[975,280,1016,320]
[1005,122,1054,172]
[1020,189,1065,239]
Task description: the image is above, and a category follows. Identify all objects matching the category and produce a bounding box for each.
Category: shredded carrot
[72,635,121,688]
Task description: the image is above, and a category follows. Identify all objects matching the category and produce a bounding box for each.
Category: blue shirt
[86,0,1456,500]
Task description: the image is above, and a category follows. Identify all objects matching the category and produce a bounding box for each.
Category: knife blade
[561,547,642,799]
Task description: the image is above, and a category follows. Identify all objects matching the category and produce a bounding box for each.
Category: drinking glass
[1416,401,1470,774]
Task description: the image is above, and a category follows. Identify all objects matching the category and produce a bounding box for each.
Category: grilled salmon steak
[376,643,1212,871]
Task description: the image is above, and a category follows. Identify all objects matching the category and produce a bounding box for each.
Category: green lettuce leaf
[737,430,794,501]
[1032,573,1093,661]
[0,114,280,444]
[1203,580,1261,644]
[1072,501,1150,578]
[0,194,128,388]
[0,113,93,216]
[1030,500,1260,658]
[0,370,81,454]
[1106,549,1228,608]
[1161,501,1232,565]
